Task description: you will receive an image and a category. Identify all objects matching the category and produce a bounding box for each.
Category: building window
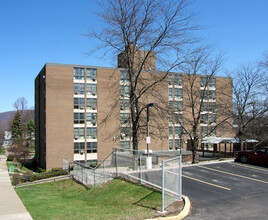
[86,98,97,110]
[200,89,208,100]
[86,84,97,96]
[201,126,208,136]
[169,127,173,137]
[87,127,97,139]
[120,141,130,150]
[120,85,130,97]
[175,139,183,150]
[168,73,173,85]
[209,78,216,88]
[169,112,173,124]
[174,88,183,99]
[120,127,131,139]
[120,70,129,82]
[208,102,216,113]
[174,126,182,138]
[120,99,130,110]
[209,126,216,136]
[74,142,85,154]
[201,101,208,112]
[74,113,85,124]
[169,101,173,110]
[200,114,208,124]
[87,142,97,153]
[209,90,216,100]
[200,77,207,87]
[87,113,97,125]
[74,83,84,95]
[174,74,182,86]
[208,114,216,124]
[120,113,130,125]
[174,113,183,124]
[74,128,85,139]
[74,98,85,109]
[174,101,183,112]
[169,88,173,98]
[200,77,216,88]
[86,68,97,81]
[74,67,85,80]
[169,139,173,149]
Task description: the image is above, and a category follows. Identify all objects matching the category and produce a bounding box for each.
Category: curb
[182,158,234,168]
[146,195,191,220]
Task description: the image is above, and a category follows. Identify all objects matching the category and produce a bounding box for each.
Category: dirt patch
[153,200,184,218]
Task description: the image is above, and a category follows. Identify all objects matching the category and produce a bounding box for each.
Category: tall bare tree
[232,62,268,151]
[11,97,33,138]
[260,52,268,94]
[13,97,28,113]
[89,0,200,152]
[170,45,232,163]
[9,139,30,170]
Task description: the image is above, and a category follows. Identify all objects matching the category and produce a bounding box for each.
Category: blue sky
[0,0,267,113]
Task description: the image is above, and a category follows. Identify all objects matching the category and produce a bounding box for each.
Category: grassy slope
[16,178,162,220]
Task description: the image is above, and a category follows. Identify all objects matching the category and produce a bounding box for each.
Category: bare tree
[260,52,268,94]
[170,45,232,163]
[13,97,28,113]
[243,112,268,147]
[9,140,30,170]
[12,97,33,138]
[232,62,268,151]
[89,0,200,152]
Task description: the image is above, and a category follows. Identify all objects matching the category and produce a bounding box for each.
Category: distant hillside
[0,110,34,132]
[0,111,15,132]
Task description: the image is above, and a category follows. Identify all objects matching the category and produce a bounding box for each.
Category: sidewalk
[0,155,32,220]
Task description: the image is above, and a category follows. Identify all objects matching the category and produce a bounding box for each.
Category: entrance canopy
[201,137,258,144]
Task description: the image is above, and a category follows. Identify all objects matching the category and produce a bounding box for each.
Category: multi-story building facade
[35,52,234,170]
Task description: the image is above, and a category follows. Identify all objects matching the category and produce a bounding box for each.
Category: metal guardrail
[72,148,183,212]
[14,175,72,188]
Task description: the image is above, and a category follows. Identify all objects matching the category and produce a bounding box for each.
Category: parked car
[235,147,268,167]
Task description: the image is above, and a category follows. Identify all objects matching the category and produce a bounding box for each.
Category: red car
[235,147,268,167]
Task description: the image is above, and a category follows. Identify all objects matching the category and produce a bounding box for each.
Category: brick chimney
[117,47,156,71]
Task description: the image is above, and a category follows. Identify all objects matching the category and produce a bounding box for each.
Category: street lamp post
[146,103,158,169]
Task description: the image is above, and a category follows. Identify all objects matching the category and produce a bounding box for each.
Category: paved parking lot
[183,161,268,220]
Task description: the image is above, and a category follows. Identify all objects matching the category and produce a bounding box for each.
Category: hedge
[13,168,68,185]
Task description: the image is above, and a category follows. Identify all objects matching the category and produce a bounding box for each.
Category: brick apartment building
[35,50,234,170]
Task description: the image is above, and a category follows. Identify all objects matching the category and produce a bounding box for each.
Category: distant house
[2,131,12,147]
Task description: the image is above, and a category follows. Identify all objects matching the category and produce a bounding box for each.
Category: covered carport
[200,137,258,158]
[200,137,237,158]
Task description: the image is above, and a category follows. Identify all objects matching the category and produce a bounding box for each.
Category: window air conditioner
[74,90,79,95]
[74,135,79,140]
[80,106,84,110]
[92,77,96,81]
[92,136,96,139]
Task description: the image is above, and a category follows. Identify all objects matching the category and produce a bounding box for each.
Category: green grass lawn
[15,178,162,220]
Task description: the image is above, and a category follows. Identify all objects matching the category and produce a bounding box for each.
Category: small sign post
[146,136,151,144]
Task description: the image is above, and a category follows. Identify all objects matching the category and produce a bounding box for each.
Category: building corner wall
[34,66,46,169]
[45,65,74,170]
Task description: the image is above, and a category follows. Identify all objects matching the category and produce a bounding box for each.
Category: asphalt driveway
[183,161,268,220]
